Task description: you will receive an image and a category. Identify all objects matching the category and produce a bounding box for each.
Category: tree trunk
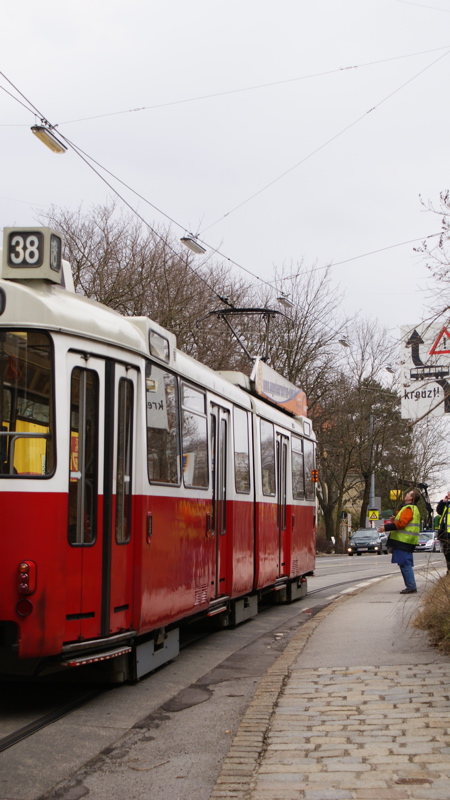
[323,505,336,543]
[359,474,371,527]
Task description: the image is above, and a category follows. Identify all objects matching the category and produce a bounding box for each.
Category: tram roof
[0,276,252,407]
[0,276,148,352]
[0,275,313,429]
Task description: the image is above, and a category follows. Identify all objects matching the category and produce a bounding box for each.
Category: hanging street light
[180,236,206,255]
[31,125,67,154]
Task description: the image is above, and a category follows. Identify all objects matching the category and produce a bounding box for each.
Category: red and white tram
[0,227,316,681]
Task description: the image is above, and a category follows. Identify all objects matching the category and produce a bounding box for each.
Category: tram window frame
[291,435,305,500]
[68,367,99,547]
[0,330,55,478]
[260,418,276,497]
[304,438,316,500]
[233,406,250,494]
[181,382,208,489]
[146,362,180,486]
[115,377,133,545]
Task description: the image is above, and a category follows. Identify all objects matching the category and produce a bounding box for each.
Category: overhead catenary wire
[1,54,447,293]
[4,84,443,419]
[55,135,240,307]
[267,232,443,284]
[0,72,246,309]
[0,65,447,331]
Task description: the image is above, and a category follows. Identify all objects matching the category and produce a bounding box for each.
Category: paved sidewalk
[210,571,450,800]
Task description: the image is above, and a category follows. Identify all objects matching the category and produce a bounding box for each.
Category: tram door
[105,363,136,636]
[276,433,288,576]
[65,354,136,644]
[210,404,229,598]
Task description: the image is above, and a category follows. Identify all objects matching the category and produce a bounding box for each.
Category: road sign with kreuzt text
[401,323,450,420]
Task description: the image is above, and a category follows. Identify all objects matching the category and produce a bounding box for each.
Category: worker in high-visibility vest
[378,488,421,594]
[435,492,450,574]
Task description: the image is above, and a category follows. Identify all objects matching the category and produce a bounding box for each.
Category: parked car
[416,530,440,552]
[347,528,388,556]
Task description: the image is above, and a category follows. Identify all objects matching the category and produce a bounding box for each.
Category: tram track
[0,572,394,754]
[307,570,395,595]
[0,559,437,755]
[0,689,102,753]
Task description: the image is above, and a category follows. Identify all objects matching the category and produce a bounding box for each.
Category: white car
[416,531,440,552]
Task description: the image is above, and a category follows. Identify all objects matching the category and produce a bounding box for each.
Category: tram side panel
[132,366,215,632]
[211,402,254,600]
[253,410,316,591]
[2,487,69,660]
[288,435,316,578]
[135,492,213,630]
[223,496,254,598]
[253,414,280,590]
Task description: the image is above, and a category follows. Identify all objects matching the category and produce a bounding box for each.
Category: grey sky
[1,0,450,339]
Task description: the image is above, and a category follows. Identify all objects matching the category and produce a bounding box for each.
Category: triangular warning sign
[368,510,379,520]
[429,326,450,355]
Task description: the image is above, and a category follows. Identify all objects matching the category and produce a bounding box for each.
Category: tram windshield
[0,330,54,476]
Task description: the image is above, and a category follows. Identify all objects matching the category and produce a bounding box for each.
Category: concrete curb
[209,577,389,799]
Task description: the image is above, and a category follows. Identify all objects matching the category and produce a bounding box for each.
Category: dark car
[347,528,388,556]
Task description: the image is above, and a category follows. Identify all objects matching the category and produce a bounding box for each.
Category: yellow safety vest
[389,504,420,547]
[439,506,450,534]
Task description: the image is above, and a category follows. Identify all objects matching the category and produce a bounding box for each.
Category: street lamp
[31,125,67,154]
[180,236,206,255]
[277,294,295,309]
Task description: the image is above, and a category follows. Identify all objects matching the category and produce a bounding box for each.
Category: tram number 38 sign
[7,231,61,271]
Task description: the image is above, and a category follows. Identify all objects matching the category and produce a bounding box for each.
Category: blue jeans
[399,561,416,590]
[391,549,416,590]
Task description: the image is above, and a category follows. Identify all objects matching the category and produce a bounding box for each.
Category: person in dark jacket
[435,492,450,573]
[378,488,421,594]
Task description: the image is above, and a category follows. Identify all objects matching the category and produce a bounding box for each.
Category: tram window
[304,439,315,500]
[149,330,170,363]
[260,419,275,496]
[233,407,250,493]
[116,378,133,544]
[182,384,206,414]
[146,363,180,484]
[68,368,99,546]
[0,330,54,476]
[182,385,208,488]
[291,435,305,499]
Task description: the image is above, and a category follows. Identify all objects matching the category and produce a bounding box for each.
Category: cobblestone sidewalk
[251,662,450,800]
[210,589,450,800]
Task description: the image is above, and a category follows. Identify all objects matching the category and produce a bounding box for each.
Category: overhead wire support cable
[0,83,37,117]
[0,70,238,311]
[55,133,233,305]
[51,44,450,126]
[0,66,278,298]
[274,232,443,284]
[0,70,48,121]
[1,71,353,352]
[200,49,450,235]
[2,71,445,328]
[55,131,277,294]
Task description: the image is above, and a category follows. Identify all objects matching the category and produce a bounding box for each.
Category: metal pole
[369,414,375,525]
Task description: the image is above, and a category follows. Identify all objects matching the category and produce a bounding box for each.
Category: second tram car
[0,227,316,681]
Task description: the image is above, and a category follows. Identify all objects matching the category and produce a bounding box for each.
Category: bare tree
[37,201,253,371]
[253,263,349,408]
